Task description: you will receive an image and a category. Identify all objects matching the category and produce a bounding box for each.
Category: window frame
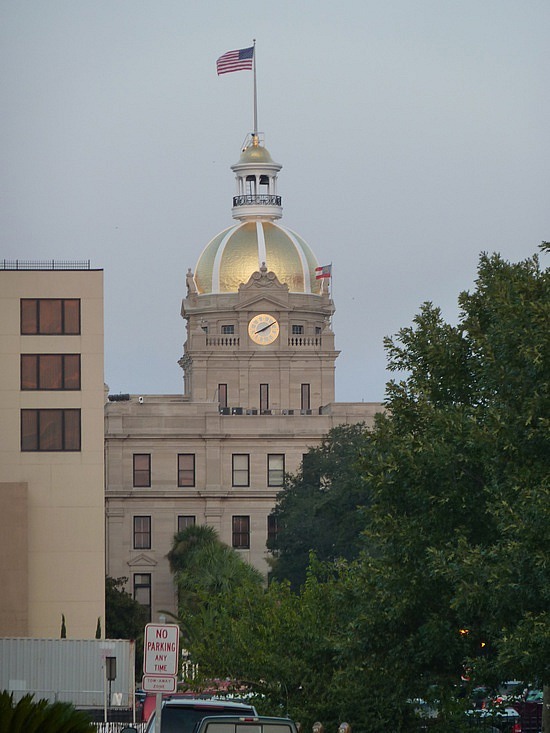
[292,324,304,335]
[232,515,250,549]
[177,515,196,533]
[221,324,235,334]
[133,454,151,487]
[21,298,81,335]
[260,383,269,413]
[267,453,285,487]
[133,573,151,622]
[21,409,81,452]
[218,384,228,409]
[133,515,152,550]
[232,454,250,487]
[177,453,196,487]
[267,514,279,544]
[21,353,81,391]
[301,383,311,411]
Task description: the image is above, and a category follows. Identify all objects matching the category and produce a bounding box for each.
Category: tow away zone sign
[142,674,177,693]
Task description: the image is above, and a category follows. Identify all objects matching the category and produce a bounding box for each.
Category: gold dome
[194,220,322,295]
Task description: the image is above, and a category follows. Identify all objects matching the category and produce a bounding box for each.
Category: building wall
[0,268,105,638]
[105,395,381,620]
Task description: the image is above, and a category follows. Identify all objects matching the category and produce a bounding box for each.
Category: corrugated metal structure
[0,638,135,708]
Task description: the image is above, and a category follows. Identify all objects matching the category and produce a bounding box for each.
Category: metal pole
[253,39,258,134]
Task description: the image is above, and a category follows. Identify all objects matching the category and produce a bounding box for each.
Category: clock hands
[255,321,276,334]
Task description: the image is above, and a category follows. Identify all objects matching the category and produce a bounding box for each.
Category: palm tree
[0,691,95,733]
[167,525,263,615]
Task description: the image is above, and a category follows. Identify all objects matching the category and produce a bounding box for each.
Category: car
[195,715,298,733]
[121,696,258,733]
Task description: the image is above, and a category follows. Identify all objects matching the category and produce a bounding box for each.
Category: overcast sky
[1,1,548,402]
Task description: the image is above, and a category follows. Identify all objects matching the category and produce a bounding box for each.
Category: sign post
[142,623,180,733]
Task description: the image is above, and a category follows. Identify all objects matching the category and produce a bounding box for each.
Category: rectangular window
[267,514,279,544]
[260,383,269,413]
[133,454,151,487]
[268,454,285,487]
[177,515,196,533]
[218,384,228,409]
[21,409,81,451]
[178,454,195,487]
[21,354,81,390]
[292,324,304,335]
[301,383,311,411]
[232,454,250,487]
[133,516,151,549]
[133,573,151,621]
[221,325,235,334]
[21,298,80,335]
[232,515,250,549]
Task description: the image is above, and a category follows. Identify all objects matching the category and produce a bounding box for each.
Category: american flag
[315,264,332,279]
[216,46,254,75]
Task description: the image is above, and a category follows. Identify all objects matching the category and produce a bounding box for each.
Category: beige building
[105,134,382,620]
[0,263,105,638]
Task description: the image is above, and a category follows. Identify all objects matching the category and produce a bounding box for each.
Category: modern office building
[105,134,382,620]
[0,263,105,638]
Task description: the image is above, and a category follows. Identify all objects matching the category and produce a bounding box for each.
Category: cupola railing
[233,194,282,207]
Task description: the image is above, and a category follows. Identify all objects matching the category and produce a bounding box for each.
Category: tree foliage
[180,249,549,733]
[105,576,149,640]
[0,691,95,733]
[268,422,372,589]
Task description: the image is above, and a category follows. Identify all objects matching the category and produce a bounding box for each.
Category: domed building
[104,133,382,620]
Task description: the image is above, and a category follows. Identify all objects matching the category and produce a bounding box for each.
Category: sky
[1,1,548,402]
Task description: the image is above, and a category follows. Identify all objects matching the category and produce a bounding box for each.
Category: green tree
[268,422,372,589]
[105,576,149,675]
[167,525,263,631]
[0,691,95,733]
[343,249,549,725]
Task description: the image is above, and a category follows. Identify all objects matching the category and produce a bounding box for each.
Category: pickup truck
[193,715,298,733]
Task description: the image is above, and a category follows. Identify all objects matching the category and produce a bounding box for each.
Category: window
[232,454,250,487]
[218,384,228,409]
[260,383,269,413]
[267,514,279,544]
[21,354,81,390]
[268,454,285,487]
[133,573,151,621]
[232,516,250,549]
[177,515,196,533]
[133,454,151,487]
[301,383,311,411]
[292,324,304,335]
[315,326,322,335]
[21,409,81,451]
[21,299,80,335]
[221,325,234,334]
[133,516,151,549]
[178,454,195,487]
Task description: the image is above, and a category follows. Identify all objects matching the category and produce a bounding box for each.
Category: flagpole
[253,39,258,134]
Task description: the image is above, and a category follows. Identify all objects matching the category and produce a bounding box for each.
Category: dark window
[315,326,322,335]
[177,515,196,533]
[232,515,250,549]
[178,454,195,487]
[133,454,151,487]
[21,409,81,451]
[267,514,279,544]
[292,324,304,335]
[218,384,228,409]
[301,383,311,411]
[21,299,80,335]
[260,383,269,413]
[133,516,151,549]
[221,324,234,334]
[268,454,285,487]
[232,454,250,487]
[21,354,81,390]
[133,573,151,621]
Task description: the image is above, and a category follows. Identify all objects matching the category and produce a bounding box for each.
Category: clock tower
[180,133,339,414]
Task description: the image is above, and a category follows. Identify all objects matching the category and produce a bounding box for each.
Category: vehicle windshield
[203,724,294,733]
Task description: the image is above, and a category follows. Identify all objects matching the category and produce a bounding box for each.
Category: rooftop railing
[1,259,92,270]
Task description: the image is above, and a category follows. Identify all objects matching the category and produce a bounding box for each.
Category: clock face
[248,314,280,345]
